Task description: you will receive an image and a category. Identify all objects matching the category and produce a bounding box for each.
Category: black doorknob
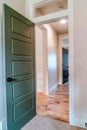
[7,77,16,82]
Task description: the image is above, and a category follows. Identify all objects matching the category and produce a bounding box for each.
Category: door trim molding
[58,34,69,85]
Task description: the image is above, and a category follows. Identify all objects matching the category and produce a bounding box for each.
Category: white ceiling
[50,19,68,34]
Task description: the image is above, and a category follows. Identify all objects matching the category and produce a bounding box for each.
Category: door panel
[3,4,36,130]
[11,16,31,38]
[13,79,33,99]
[12,39,32,56]
[12,61,32,76]
[13,97,33,121]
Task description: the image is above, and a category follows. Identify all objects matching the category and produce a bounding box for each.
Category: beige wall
[35,26,48,94]
[44,24,58,93]
[35,26,43,92]
[35,24,58,94]
[0,0,26,129]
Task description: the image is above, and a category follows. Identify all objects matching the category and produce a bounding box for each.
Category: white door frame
[58,35,69,85]
[28,0,75,125]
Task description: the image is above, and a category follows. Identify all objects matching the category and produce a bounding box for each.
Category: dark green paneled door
[3,4,36,130]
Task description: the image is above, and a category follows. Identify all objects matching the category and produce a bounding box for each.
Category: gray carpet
[21,115,70,130]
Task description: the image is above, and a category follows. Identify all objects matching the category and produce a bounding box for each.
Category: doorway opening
[62,47,69,84]
[35,18,69,122]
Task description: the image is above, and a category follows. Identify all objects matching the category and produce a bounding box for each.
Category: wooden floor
[36,85,86,130]
[36,84,69,122]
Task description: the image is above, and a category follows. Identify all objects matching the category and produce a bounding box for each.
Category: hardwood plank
[37,84,69,122]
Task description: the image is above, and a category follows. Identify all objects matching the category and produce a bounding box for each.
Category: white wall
[35,24,58,94]
[73,0,87,128]
[0,0,26,129]
[35,26,48,95]
[35,26,44,93]
[42,29,49,95]
[44,24,58,93]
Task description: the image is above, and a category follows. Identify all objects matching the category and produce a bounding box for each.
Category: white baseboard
[49,83,58,94]
[70,119,87,129]
[0,122,2,130]
[0,120,6,130]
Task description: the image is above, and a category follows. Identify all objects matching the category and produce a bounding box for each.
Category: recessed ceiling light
[60,19,67,24]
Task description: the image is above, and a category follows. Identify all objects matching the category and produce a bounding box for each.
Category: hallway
[37,84,69,122]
